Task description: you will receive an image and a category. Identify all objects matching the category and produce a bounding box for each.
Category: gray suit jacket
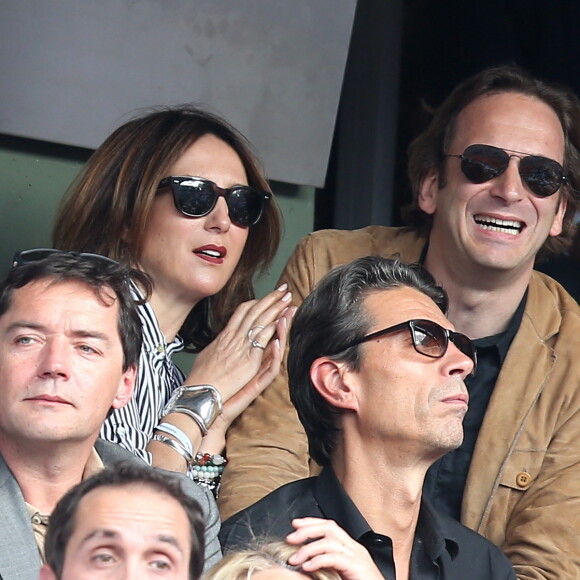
[0,439,221,580]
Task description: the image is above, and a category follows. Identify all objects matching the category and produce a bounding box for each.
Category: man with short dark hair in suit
[0,251,220,580]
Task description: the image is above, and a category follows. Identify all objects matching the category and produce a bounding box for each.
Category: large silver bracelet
[152,433,193,466]
[162,385,223,436]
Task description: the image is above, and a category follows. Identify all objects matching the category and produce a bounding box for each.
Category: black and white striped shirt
[100,299,186,463]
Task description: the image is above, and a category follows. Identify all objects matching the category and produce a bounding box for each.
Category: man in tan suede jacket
[221,65,580,579]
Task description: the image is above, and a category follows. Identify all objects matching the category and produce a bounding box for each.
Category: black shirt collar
[472,289,527,363]
[314,467,459,564]
[419,496,459,561]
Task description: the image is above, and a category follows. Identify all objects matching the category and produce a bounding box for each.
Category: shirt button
[371,537,385,546]
[32,514,42,525]
[117,426,127,438]
[515,472,532,488]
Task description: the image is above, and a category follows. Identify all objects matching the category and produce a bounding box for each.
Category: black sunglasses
[337,318,477,375]
[446,143,567,197]
[12,248,119,268]
[158,176,271,228]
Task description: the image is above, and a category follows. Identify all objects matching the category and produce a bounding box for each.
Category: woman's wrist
[199,422,227,455]
[162,384,223,436]
[147,437,189,473]
[156,412,204,453]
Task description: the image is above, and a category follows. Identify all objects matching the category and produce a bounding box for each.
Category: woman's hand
[200,309,294,452]
[286,518,384,580]
[185,283,295,450]
[149,284,294,467]
[186,283,293,396]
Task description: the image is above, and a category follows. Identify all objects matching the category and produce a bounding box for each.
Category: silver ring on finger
[247,325,265,346]
[250,339,266,350]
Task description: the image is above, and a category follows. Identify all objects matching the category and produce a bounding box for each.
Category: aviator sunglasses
[445,143,567,197]
[158,176,272,228]
[335,318,477,375]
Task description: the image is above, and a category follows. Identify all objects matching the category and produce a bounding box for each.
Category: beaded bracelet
[190,452,228,496]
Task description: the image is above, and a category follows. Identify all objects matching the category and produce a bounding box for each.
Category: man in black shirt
[222,65,580,578]
[220,257,515,580]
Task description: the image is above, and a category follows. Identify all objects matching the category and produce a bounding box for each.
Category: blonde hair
[204,541,340,580]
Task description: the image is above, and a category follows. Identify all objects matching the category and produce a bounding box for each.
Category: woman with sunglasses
[52,105,293,493]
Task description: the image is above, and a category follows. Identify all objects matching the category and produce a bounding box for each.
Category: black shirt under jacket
[219,467,515,580]
[424,291,527,520]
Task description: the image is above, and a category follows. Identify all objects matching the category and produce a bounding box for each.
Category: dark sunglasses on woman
[158,176,271,228]
[446,143,567,197]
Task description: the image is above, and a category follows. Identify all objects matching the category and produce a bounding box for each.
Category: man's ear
[418,168,439,216]
[39,564,58,580]
[111,363,137,410]
[549,195,567,237]
[310,357,359,412]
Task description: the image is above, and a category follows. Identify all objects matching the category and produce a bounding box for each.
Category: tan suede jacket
[220,226,580,579]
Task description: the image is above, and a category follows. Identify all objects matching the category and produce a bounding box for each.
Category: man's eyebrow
[80,528,120,546]
[4,321,111,342]
[156,534,184,553]
[5,321,45,333]
[79,529,184,553]
[70,329,111,342]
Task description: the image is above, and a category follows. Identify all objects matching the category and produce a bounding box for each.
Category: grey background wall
[0,1,356,188]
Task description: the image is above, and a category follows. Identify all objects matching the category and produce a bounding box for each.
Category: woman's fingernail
[277,283,288,292]
[282,291,292,302]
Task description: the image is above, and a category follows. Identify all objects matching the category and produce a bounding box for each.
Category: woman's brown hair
[53,105,282,351]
